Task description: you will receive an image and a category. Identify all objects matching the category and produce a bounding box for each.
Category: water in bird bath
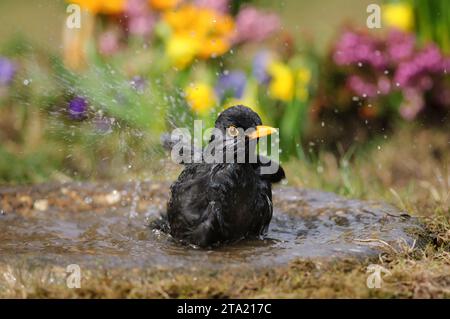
[0,182,425,271]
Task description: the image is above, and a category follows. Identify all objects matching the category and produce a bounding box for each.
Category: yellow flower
[163,4,235,66]
[150,0,180,11]
[296,68,311,101]
[267,62,294,102]
[185,83,216,114]
[383,2,414,31]
[68,0,125,14]
[166,34,199,69]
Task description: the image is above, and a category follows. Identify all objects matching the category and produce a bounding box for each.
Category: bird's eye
[227,126,239,137]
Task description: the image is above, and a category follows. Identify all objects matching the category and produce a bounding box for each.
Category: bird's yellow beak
[247,125,278,140]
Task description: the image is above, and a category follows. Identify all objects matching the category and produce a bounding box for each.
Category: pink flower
[377,76,391,95]
[126,0,155,37]
[347,75,378,97]
[399,88,424,120]
[233,7,281,44]
[194,0,229,13]
[333,31,386,69]
[128,14,155,36]
[386,30,415,63]
[99,31,120,56]
[394,44,443,87]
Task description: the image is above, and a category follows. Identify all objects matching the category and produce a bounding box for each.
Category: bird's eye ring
[227,126,239,137]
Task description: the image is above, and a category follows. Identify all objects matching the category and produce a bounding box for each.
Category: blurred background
[0,0,379,50]
[0,0,448,189]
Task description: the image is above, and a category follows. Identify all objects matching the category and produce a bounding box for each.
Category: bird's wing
[184,200,226,247]
[167,164,230,247]
[253,155,285,183]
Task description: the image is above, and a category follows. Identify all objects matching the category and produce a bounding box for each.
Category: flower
[0,57,16,86]
[98,30,120,56]
[347,75,378,98]
[163,4,235,66]
[394,44,444,88]
[215,71,247,101]
[399,88,424,120]
[296,68,311,101]
[69,0,126,14]
[68,97,88,120]
[126,0,156,36]
[383,2,414,32]
[194,0,229,14]
[386,30,415,62]
[126,0,148,15]
[198,36,231,59]
[252,50,272,84]
[150,0,181,11]
[233,6,280,44]
[185,82,216,114]
[333,31,386,69]
[267,61,294,101]
[166,34,199,69]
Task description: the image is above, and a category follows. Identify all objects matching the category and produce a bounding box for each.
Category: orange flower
[163,4,235,65]
[150,0,181,11]
[68,0,126,14]
[198,37,230,59]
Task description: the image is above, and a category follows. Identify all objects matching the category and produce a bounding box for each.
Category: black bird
[160,105,285,247]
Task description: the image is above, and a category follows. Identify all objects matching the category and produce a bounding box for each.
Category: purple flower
[333,31,386,69]
[252,50,271,84]
[68,97,88,120]
[215,71,246,101]
[394,44,444,88]
[194,0,229,13]
[386,30,415,63]
[130,76,147,93]
[0,57,16,86]
[233,7,281,44]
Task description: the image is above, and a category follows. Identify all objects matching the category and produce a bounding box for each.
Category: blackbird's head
[213,105,276,143]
